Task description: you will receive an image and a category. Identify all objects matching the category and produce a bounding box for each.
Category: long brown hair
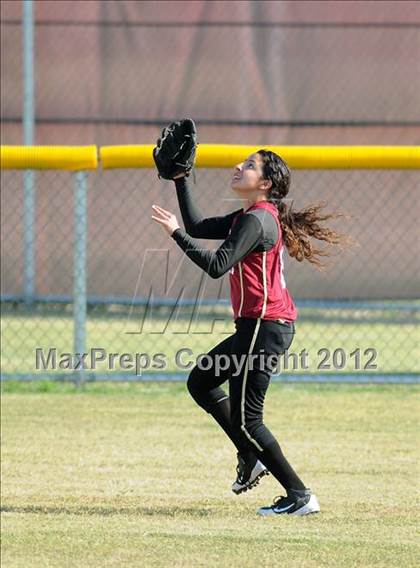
[257,149,351,269]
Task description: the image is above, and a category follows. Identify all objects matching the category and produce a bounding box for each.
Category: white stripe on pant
[240,317,264,451]
[240,252,268,452]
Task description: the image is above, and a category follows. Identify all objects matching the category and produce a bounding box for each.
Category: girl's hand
[151,204,181,236]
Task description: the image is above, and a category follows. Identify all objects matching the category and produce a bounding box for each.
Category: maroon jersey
[171,177,297,322]
[229,201,297,321]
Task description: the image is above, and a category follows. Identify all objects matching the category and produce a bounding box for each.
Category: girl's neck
[244,194,268,210]
[244,195,267,211]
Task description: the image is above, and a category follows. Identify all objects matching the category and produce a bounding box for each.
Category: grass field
[1,382,419,567]
[2,309,419,375]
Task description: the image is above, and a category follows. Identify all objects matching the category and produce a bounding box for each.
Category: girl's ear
[262,179,272,191]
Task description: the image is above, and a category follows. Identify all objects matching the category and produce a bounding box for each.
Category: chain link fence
[1,0,419,381]
[1,165,419,382]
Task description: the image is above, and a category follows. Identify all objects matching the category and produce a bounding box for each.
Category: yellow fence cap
[2,145,419,170]
[0,146,98,170]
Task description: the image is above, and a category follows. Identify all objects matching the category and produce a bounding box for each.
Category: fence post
[23,0,35,304]
[73,171,88,385]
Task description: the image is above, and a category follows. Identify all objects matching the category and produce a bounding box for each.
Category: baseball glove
[152,118,198,180]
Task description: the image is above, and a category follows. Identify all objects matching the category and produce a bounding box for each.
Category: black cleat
[257,488,320,516]
[232,452,269,495]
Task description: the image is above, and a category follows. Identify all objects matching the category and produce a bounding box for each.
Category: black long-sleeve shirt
[170,176,279,279]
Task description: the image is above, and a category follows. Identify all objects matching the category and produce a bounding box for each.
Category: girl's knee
[186,366,201,400]
[232,412,263,439]
[244,417,263,437]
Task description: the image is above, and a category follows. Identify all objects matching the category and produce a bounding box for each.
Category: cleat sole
[232,469,269,495]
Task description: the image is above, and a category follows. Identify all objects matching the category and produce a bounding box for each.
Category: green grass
[1,383,419,567]
[2,311,419,375]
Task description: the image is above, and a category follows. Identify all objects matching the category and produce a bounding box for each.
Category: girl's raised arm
[174,177,242,240]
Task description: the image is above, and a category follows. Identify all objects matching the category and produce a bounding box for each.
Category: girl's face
[230,153,270,196]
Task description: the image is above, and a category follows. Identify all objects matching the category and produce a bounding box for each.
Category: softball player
[151,149,344,516]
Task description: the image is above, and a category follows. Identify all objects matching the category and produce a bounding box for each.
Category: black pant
[187,317,306,491]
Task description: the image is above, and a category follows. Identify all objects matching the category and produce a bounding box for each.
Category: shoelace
[272,495,289,507]
[236,456,247,483]
[272,490,311,508]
